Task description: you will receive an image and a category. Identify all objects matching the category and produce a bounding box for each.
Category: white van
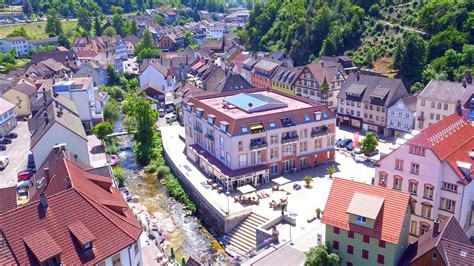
[0,156,9,170]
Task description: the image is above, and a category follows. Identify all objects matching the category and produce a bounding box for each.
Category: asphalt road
[0,121,31,189]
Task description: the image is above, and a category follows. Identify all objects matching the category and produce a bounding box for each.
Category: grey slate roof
[401,95,417,112]
[418,80,474,104]
[337,74,408,107]
[271,66,301,85]
[215,74,254,93]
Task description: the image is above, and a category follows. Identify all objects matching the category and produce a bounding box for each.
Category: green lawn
[0,20,78,39]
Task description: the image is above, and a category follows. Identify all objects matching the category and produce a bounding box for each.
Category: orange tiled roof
[322,178,411,244]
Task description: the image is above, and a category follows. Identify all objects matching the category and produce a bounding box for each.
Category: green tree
[136,29,156,54]
[399,33,427,86]
[45,9,63,37]
[77,7,92,33]
[183,30,197,48]
[137,48,160,62]
[305,245,340,266]
[112,14,125,36]
[58,34,70,49]
[320,37,337,57]
[6,27,30,39]
[103,100,120,123]
[112,166,127,187]
[92,122,113,144]
[103,26,117,37]
[129,20,138,36]
[106,65,121,85]
[94,17,103,36]
[427,27,469,60]
[124,94,158,164]
[360,132,378,154]
[22,0,33,16]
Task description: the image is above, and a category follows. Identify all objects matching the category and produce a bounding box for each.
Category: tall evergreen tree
[399,33,427,87]
[129,20,138,36]
[112,14,125,36]
[94,17,103,36]
[22,0,32,16]
[77,7,92,33]
[45,9,63,37]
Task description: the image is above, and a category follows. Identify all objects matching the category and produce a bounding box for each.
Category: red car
[17,171,34,182]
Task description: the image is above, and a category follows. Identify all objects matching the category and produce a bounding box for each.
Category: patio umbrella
[272,176,291,186]
[237,184,256,195]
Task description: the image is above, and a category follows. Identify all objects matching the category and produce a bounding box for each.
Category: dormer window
[207,114,216,124]
[196,108,204,118]
[304,115,310,121]
[84,242,93,252]
[269,121,276,128]
[241,126,248,133]
[356,215,367,224]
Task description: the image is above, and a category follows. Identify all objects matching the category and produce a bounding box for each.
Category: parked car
[165,113,177,123]
[0,156,9,170]
[0,138,12,144]
[17,171,34,182]
[365,149,380,157]
[27,152,35,170]
[336,138,353,148]
[158,108,165,118]
[345,142,355,151]
[5,132,18,139]
[19,168,36,174]
[335,138,345,147]
[352,148,364,155]
[0,145,6,151]
[165,106,175,113]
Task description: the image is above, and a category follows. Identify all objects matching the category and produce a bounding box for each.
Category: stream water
[117,136,230,264]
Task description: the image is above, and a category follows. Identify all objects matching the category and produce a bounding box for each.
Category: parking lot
[0,121,31,188]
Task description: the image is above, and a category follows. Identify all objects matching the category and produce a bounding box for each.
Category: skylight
[269,121,276,128]
[304,115,310,121]
[241,126,248,133]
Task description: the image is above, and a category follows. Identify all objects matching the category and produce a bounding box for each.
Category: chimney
[74,154,78,161]
[39,192,48,211]
[462,78,467,88]
[44,167,51,184]
[432,219,440,237]
[356,72,360,81]
[65,176,72,189]
[455,99,463,116]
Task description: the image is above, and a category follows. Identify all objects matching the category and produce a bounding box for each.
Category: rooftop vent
[39,192,48,211]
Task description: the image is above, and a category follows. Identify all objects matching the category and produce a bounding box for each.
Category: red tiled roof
[407,114,474,184]
[401,216,474,265]
[0,150,142,265]
[231,53,249,72]
[305,61,345,86]
[68,221,95,246]
[322,178,411,244]
[75,50,97,59]
[23,230,62,262]
[0,186,17,214]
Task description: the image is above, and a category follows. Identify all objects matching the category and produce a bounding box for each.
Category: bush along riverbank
[146,132,197,214]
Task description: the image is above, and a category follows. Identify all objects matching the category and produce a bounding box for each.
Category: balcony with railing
[417,114,425,120]
[281,118,296,127]
[311,125,328,137]
[281,134,299,144]
[250,138,268,150]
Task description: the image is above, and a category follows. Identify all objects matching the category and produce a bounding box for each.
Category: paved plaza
[160,124,386,254]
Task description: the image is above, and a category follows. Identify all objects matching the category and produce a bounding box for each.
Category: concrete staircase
[226,212,268,256]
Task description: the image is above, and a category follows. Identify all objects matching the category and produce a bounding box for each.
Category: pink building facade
[183,89,336,191]
[376,114,474,240]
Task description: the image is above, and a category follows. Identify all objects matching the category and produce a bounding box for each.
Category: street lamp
[289,212,295,246]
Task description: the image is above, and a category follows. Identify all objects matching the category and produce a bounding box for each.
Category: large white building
[184,88,336,191]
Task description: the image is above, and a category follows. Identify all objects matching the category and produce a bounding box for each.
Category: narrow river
[116,136,231,264]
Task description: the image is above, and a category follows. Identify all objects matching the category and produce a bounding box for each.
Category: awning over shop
[272,176,291,186]
[237,184,256,195]
[249,123,264,131]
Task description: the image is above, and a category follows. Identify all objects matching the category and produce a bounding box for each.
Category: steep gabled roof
[400,216,473,265]
[322,178,411,244]
[0,150,142,265]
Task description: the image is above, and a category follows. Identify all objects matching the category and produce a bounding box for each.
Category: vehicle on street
[365,149,380,157]
[17,171,34,182]
[159,108,165,118]
[0,138,12,144]
[27,152,35,170]
[352,148,364,155]
[165,113,177,123]
[0,145,6,151]
[345,142,355,151]
[336,138,353,148]
[5,132,18,139]
[335,138,345,147]
[165,106,175,113]
[19,168,36,174]
[0,156,9,170]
